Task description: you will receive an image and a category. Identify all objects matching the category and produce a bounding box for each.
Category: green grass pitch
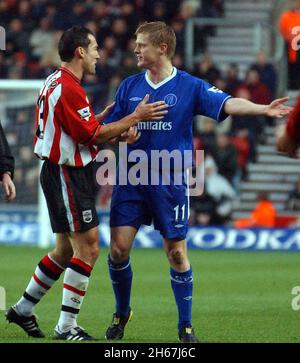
[1,245,300,343]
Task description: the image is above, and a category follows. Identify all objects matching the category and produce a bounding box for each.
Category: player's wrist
[262,105,269,115]
[130,111,140,124]
[1,171,12,182]
[3,171,12,177]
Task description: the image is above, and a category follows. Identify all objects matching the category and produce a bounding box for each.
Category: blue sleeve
[194,78,232,122]
[104,81,127,124]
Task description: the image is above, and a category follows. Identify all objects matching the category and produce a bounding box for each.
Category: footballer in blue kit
[104,21,291,343]
[105,68,231,240]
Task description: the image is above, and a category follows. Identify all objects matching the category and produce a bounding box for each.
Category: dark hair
[58,26,94,62]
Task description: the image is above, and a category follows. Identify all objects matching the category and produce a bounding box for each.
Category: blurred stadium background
[1,0,300,343]
[1,0,300,249]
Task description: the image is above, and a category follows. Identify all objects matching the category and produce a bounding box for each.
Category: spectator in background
[120,1,139,34]
[193,54,221,84]
[225,63,242,96]
[172,53,184,69]
[111,17,130,51]
[94,49,115,108]
[214,77,227,92]
[30,30,62,78]
[141,0,182,23]
[195,0,224,50]
[119,54,140,79]
[7,18,30,56]
[200,0,224,17]
[236,69,272,131]
[279,0,300,89]
[204,155,236,224]
[194,117,216,154]
[17,0,35,32]
[190,190,219,226]
[234,192,276,228]
[230,129,250,181]
[286,180,300,211]
[0,53,8,78]
[250,50,277,98]
[239,69,272,106]
[212,133,239,186]
[29,17,54,60]
[170,18,185,55]
[66,2,89,27]
[152,1,168,22]
[102,35,122,68]
[0,122,16,202]
[230,87,260,162]
[82,73,102,109]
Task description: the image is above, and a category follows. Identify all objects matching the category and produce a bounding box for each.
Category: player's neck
[61,62,83,81]
[147,62,174,84]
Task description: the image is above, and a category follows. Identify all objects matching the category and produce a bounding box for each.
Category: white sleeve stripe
[216,95,232,121]
[59,167,75,232]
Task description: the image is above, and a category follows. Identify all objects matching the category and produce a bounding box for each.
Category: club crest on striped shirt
[82,210,92,223]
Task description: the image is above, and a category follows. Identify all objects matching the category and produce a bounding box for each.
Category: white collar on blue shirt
[145,67,177,90]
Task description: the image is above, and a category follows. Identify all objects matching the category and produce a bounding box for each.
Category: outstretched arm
[95,102,115,123]
[224,97,292,118]
[94,95,168,144]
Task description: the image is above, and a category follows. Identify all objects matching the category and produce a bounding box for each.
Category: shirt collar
[145,67,177,90]
[59,66,81,83]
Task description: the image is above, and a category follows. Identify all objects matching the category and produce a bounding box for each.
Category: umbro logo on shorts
[82,210,93,223]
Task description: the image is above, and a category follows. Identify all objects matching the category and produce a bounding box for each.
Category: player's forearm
[224,98,267,116]
[95,114,139,144]
[95,113,102,121]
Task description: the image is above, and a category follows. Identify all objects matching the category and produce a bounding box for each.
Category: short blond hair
[135,21,176,59]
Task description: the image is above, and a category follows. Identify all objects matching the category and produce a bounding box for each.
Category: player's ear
[75,46,85,59]
[159,43,168,56]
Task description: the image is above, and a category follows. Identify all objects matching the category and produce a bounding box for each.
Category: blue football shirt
[104,67,231,165]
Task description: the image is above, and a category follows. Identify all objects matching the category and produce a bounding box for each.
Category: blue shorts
[110,171,189,240]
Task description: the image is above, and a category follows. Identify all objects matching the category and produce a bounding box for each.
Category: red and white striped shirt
[34,67,102,167]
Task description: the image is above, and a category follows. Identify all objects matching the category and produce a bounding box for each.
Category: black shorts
[40,159,99,233]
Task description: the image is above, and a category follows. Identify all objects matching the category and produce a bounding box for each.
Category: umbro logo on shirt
[129,97,143,101]
[77,106,91,121]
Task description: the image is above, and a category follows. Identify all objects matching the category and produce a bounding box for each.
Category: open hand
[97,102,115,123]
[120,126,141,144]
[1,173,16,202]
[265,97,292,118]
[134,94,168,121]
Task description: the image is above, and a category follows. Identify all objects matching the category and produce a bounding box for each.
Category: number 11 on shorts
[174,204,185,222]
